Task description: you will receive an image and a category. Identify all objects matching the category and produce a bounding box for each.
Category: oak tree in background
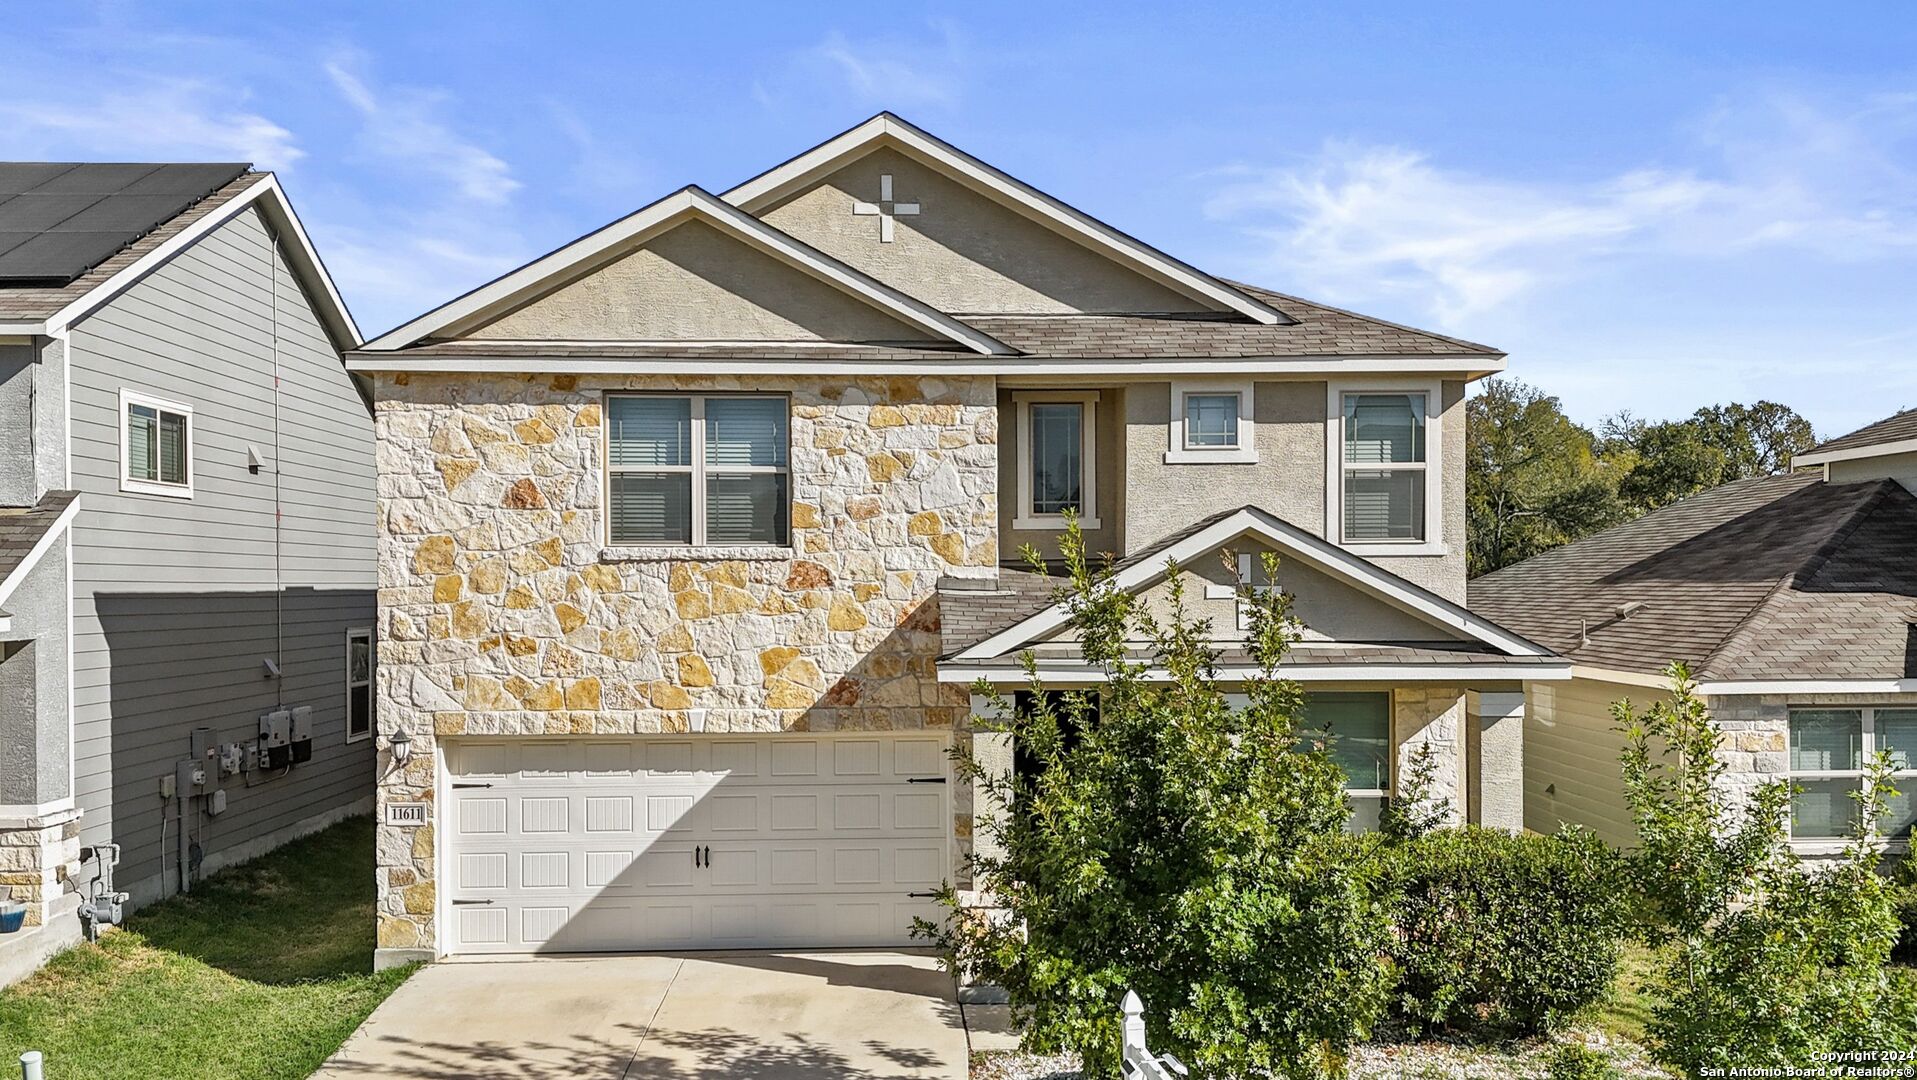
[1465,378,1625,577]
[1467,382,1818,575]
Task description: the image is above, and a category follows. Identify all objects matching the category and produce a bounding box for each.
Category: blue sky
[5,1,1915,436]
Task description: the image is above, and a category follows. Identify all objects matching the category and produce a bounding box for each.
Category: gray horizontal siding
[66,204,376,900]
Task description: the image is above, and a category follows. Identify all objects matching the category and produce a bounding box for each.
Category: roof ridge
[1694,480,1893,679]
[1222,279,1504,356]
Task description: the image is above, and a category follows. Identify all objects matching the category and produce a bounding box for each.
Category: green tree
[1600,400,1816,514]
[1466,378,1624,576]
[1614,665,1917,1074]
[921,522,1393,1079]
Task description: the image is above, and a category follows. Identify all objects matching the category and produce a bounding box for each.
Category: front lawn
[0,816,411,1080]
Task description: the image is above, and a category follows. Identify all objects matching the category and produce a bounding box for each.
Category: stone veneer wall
[370,372,998,956]
[1395,687,1468,826]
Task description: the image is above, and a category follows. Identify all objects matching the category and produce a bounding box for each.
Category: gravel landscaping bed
[972,1028,1671,1079]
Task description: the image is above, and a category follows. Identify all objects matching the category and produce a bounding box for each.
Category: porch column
[969,692,1013,869]
[1469,691,1526,832]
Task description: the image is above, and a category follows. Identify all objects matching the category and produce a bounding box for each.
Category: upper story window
[1166,379,1258,464]
[1328,383,1442,553]
[605,393,789,547]
[1787,707,1917,844]
[119,388,193,499]
[1014,391,1100,530]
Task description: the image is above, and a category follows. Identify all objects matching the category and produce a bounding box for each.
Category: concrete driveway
[312,950,966,1079]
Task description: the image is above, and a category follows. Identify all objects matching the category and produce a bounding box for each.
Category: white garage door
[442,734,952,954]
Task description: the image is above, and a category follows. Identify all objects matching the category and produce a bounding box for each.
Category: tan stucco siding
[1118,537,1470,645]
[1525,677,1655,846]
[1122,380,1326,553]
[759,147,1211,315]
[472,219,938,343]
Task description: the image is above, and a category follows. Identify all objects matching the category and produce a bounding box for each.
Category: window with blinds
[606,394,789,546]
[1787,707,1917,842]
[121,390,192,497]
[1341,392,1426,542]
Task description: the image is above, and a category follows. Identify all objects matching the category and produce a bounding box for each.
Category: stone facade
[1395,688,1468,826]
[0,809,81,928]
[370,372,998,955]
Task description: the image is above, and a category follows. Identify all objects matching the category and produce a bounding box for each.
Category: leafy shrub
[1545,1043,1621,1080]
[1383,826,1629,1035]
[919,525,1394,1079]
[1616,665,1917,1074]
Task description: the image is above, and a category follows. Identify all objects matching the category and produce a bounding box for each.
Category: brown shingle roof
[349,282,1502,365]
[0,173,259,321]
[1469,473,1917,681]
[1807,407,1917,456]
[0,490,78,596]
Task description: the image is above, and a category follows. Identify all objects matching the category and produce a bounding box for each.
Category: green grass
[1583,942,1662,1045]
[0,816,413,1080]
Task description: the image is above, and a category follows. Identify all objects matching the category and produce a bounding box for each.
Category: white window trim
[1785,705,1916,852]
[345,627,374,744]
[602,392,791,550]
[1013,390,1101,531]
[1325,379,1445,556]
[1166,378,1258,464]
[118,387,194,499]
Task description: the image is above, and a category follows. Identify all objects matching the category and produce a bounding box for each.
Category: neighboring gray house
[1471,409,1917,855]
[0,164,375,983]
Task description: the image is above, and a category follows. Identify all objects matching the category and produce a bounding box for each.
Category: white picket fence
[1120,990,1189,1079]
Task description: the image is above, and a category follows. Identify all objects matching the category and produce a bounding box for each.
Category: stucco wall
[759,146,1210,315]
[1124,536,1468,644]
[1116,378,1467,602]
[371,372,999,956]
[474,219,938,344]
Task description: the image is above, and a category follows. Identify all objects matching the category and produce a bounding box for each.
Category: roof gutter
[343,353,1507,377]
[936,661,1574,684]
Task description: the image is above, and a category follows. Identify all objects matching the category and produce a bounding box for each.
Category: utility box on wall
[260,709,291,769]
[290,705,313,764]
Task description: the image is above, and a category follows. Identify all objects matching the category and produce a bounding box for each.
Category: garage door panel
[445,734,951,954]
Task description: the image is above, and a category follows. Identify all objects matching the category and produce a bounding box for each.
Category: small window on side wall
[120,389,193,498]
[1166,380,1258,463]
[346,628,373,744]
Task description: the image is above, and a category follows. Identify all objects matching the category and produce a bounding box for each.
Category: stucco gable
[470,217,942,344]
[754,146,1213,316]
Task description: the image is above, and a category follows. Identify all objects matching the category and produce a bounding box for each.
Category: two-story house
[0,164,375,984]
[348,115,1568,969]
[1473,408,1917,855]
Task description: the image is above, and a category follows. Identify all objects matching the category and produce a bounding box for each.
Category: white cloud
[805,24,966,109]
[1208,92,1917,327]
[323,52,520,204]
[0,79,302,168]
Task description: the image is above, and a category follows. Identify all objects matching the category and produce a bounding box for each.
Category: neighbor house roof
[1794,406,1917,467]
[0,169,360,349]
[0,163,249,286]
[0,490,80,622]
[1468,472,1917,683]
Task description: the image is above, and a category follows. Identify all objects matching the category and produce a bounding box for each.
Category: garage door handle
[906,777,946,784]
[451,899,494,906]
[906,891,939,899]
[452,782,493,789]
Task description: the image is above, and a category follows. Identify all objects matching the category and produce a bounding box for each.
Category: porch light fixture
[388,727,412,766]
